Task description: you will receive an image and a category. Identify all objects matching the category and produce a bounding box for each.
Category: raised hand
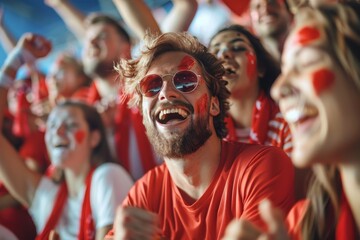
[16,33,52,60]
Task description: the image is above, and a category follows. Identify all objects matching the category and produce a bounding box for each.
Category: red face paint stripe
[312,69,335,96]
[295,26,321,45]
[246,52,257,81]
[197,94,208,114]
[74,130,85,144]
[178,56,195,70]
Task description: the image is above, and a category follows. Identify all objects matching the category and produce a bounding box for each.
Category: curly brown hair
[116,31,230,138]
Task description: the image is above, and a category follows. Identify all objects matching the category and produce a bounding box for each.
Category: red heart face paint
[74,130,85,144]
[295,26,321,45]
[246,52,257,81]
[178,56,195,70]
[196,94,208,114]
[312,68,335,96]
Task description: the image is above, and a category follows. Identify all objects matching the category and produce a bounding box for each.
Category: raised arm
[44,0,86,41]
[112,0,161,39]
[0,33,51,208]
[112,0,198,39]
[0,7,16,52]
[160,0,198,33]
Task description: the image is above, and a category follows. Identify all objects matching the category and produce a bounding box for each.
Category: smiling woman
[0,33,133,240]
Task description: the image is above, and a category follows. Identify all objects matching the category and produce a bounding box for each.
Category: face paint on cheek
[295,26,321,45]
[74,130,86,144]
[178,56,195,70]
[246,52,257,81]
[196,94,208,114]
[311,68,335,96]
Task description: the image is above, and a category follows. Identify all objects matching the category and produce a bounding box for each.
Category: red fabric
[87,83,157,178]
[225,91,292,155]
[19,130,51,173]
[0,185,37,240]
[36,169,96,240]
[32,74,49,102]
[107,141,295,239]
[285,199,308,240]
[336,192,357,240]
[222,0,250,16]
[12,91,31,137]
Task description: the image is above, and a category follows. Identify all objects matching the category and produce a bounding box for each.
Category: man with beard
[249,0,292,62]
[105,32,295,240]
[45,0,160,180]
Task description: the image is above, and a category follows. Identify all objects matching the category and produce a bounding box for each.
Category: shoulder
[92,163,134,189]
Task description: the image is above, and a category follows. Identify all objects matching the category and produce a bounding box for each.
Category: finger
[222,218,261,240]
[258,199,289,240]
[49,230,60,240]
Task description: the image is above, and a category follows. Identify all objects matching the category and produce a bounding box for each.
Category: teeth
[159,108,188,120]
[284,109,302,123]
[284,107,318,124]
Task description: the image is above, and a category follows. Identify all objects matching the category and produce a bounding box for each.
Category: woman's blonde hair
[116,32,230,138]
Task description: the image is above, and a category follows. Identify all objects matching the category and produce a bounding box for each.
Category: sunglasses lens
[173,71,199,93]
[140,74,163,97]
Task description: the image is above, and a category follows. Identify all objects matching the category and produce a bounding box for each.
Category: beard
[83,58,115,79]
[144,103,212,158]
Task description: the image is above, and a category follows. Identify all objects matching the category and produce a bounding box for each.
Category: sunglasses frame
[139,70,202,97]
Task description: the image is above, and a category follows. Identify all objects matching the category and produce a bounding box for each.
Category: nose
[158,77,180,101]
[55,123,66,136]
[270,73,291,102]
[217,46,232,60]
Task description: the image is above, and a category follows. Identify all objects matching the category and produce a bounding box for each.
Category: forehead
[85,22,119,39]
[210,31,252,47]
[147,51,201,74]
[48,105,84,122]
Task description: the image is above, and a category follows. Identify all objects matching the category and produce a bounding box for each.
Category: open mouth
[283,107,318,125]
[156,108,189,124]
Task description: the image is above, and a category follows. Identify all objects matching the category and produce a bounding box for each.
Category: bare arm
[44,0,86,41]
[112,0,161,39]
[160,0,198,33]
[0,33,51,208]
[0,7,16,52]
[113,0,198,40]
[95,224,112,240]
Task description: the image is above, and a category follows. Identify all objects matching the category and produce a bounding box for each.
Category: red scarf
[87,83,157,175]
[336,191,358,240]
[225,91,279,144]
[36,168,96,240]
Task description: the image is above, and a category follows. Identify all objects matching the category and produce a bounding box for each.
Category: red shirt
[109,140,295,239]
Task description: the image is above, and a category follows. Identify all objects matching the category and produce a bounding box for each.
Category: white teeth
[284,109,302,123]
[284,107,318,124]
[159,108,188,120]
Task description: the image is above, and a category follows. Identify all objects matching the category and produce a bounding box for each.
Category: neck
[64,162,91,198]
[164,134,222,201]
[262,33,287,62]
[228,91,259,129]
[94,74,120,99]
[338,147,360,231]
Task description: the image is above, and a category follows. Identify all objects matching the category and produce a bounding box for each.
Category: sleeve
[286,200,308,240]
[239,146,295,230]
[90,163,134,229]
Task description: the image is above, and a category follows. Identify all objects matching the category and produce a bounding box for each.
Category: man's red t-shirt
[108,140,295,239]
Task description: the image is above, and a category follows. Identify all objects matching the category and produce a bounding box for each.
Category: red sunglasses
[139,70,202,97]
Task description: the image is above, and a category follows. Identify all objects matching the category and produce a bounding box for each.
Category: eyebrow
[211,37,248,47]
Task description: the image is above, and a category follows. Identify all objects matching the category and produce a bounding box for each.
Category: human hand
[49,230,60,240]
[113,206,161,240]
[222,199,290,240]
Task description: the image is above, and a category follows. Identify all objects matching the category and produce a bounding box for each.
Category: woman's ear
[210,97,220,116]
[89,130,101,148]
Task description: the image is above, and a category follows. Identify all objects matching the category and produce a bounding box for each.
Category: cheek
[246,52,257,80]
[74,130,86,144]
[295,26,321,45]
[196,94,208,114]
[311,68,335,96]
[178,56,195,70]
